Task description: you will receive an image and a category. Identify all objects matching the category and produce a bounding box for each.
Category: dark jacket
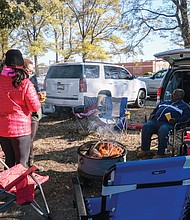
[151,100,190,124]
[30,74,40,92]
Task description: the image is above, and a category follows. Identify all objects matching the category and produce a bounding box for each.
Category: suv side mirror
[124,74,136,80]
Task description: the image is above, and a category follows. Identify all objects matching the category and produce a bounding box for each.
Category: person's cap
[5,49,24,69]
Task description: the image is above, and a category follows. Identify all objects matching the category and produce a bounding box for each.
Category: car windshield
[153,69,167,78]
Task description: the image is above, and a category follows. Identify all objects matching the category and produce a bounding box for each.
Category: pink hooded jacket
[0,71,41,137]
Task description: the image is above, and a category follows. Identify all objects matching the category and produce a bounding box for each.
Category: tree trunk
[34,55,38,75]
[55,29,59,63]
[0,29,9,60]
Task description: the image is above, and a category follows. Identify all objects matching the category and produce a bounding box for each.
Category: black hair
[173,89,185,101]
[12,68,29,87]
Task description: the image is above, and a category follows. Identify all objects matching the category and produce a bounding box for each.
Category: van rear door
[154,49,190,66]
[154,49,190,104]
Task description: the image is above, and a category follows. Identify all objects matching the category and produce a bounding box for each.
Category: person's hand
[168,118,175,125]
[38,91,46,103]
[148,114,155,120]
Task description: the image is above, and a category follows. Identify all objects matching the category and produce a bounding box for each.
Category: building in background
[116,59,169,77]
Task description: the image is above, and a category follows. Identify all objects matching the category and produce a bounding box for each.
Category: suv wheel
[134,90,146,108]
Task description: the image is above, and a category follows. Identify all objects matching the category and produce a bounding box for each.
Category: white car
[138,69,168,97]
[43,62,147,116]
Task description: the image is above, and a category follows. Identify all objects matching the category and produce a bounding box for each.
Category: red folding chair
[0,162,50,219]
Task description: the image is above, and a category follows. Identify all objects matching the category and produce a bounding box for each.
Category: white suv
[43,62,147,115]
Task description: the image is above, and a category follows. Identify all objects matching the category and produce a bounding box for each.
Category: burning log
[88,142,124,158]
[88,148,102,158]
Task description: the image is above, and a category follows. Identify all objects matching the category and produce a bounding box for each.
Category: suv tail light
[79,78,87,92]
[157,87,162,101]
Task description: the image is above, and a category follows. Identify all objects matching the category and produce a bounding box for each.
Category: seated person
[137,89,190,159]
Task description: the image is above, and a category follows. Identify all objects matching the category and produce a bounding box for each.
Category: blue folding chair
[96,96,128,135]
[72,156,190,220]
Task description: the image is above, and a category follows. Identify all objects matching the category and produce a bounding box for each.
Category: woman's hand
[38,91,46,103]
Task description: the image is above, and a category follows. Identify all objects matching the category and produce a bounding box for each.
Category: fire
[89,142,124,158]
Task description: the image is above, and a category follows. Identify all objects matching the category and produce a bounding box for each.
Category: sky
[117,35,181,63]
[135,35,180,61]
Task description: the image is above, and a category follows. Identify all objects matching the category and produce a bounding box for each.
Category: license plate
[42,104,55,114]
[57,82,68,90]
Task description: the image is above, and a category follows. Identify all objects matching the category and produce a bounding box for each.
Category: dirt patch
[0,100,156,220]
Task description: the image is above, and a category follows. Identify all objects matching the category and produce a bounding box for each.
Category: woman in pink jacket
[0,49,41,167]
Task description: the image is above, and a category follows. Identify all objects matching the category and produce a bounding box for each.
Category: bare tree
[122,0,190,48]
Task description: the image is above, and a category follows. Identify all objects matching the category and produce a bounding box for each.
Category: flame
[90,142,123,158]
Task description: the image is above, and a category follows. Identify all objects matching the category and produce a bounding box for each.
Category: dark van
[154,49,190,105]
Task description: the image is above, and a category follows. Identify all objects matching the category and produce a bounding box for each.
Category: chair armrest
[72,177,87,218]
[174,120,190,131]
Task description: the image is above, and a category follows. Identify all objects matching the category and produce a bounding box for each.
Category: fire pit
[77,140,127,179]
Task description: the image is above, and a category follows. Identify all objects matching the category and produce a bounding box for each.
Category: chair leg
[0,158,9,169]
[172,128,177,156]
[29,174,50,219]
[75,117,87,133]
[0,190,16,212]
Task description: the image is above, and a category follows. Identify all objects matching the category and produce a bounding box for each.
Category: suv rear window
[46,64,99,79]
[46,65,83,78]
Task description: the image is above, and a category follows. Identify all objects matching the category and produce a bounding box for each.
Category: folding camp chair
[95,96,128,139]
[169,119,190,156]
[72,156,190,220]
[0,162,50,219]
[178,124,190,156]
[73,95,128,138]
[144,117,190,156]
[72,96,98,133]
[159,120,190,156]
